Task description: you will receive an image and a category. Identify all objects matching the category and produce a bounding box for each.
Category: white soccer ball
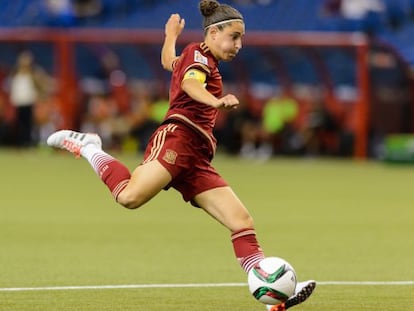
[248,257,297,305]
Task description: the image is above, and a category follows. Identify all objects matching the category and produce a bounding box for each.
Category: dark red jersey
[164,42,222,153]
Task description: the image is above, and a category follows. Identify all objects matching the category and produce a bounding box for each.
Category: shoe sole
[285,281,316,309]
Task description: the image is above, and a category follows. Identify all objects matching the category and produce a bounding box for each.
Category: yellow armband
[183,69,206,84]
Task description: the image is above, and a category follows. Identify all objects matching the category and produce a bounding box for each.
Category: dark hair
[199,0,243,30]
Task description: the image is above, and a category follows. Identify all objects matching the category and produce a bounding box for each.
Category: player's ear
[208,26,219,40]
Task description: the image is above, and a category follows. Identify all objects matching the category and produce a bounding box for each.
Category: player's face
[211,22,245,62]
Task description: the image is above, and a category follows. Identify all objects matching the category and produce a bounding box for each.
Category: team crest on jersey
[194,50,208,66]
[163,149,178,165]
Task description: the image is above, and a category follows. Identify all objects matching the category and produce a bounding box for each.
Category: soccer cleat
[266,280,316,311]
[47,130,102,158]
[266,304,286,311]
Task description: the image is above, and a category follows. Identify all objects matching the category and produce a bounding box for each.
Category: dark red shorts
[142,121,228,204]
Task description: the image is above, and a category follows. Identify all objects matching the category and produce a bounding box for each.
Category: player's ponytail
[199,0,244,32]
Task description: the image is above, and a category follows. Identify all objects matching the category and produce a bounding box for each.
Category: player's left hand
[165,14,185,38]
[218,94,239,110]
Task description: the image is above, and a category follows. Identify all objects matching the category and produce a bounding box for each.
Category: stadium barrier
[0,28,371,157]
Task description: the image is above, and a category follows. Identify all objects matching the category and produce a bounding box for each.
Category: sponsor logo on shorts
[163,149,177,165]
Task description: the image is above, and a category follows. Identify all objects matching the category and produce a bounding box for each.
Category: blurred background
[0,0,414,161]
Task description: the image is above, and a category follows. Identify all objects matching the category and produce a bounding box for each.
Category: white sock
[80,143,103,161]
[80,144,117,177]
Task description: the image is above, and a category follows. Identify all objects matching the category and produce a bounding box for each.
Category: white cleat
[47,130,102,157]
[266,280,316,311]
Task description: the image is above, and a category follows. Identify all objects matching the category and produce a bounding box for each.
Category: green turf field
[1,149,413,310]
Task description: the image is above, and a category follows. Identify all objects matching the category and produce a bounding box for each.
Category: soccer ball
[248,257,297,305]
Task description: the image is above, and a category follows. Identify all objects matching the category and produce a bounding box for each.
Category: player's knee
[242,214,254,229]
[231,214,255,233]
[116,191,148,209]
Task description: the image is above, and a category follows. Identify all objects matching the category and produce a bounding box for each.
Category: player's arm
[161,14,185,72]
[181,69,239,109]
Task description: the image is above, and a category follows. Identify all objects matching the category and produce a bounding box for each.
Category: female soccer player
[47,1,315,310]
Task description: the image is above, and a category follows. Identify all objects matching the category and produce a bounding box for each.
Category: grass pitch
[1,148,413,310]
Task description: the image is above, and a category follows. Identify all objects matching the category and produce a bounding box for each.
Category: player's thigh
[118,160,172,208]
[194,186,254,232]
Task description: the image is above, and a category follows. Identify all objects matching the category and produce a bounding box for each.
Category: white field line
[1,281,414,292]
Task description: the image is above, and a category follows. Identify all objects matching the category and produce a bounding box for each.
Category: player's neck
[203,40,220,61]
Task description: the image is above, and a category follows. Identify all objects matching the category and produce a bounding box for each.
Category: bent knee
[116,191,148,209]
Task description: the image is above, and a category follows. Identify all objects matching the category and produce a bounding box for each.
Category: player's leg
[47,129,172,208]
[194,187,316,311]
[193,186,265,273]
[116,160,171,209]
[193,186,252,231]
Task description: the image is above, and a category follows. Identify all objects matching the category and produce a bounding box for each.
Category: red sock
[231,228,264,273]
[90,153,131,200]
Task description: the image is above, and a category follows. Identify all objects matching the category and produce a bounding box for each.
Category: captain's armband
[183,69,206,84]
